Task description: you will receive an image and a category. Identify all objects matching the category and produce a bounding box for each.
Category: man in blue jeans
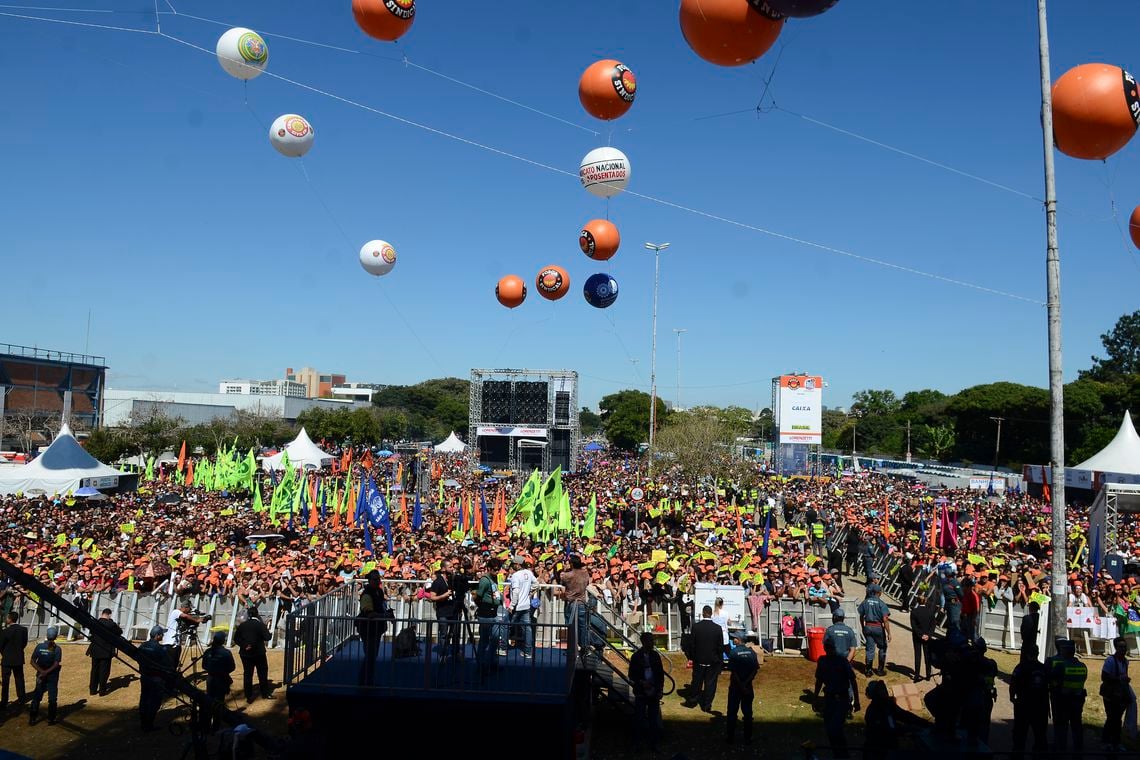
[508,556,537,658]
[557,554,591,659]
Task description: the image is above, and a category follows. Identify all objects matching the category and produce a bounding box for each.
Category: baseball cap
[833,608,846,619]
[45,626,59,640]
[149,625,166,639]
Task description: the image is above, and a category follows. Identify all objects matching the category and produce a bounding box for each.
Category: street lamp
[644,242,670,476]
[673,328,687,412]
[850,409,863,458]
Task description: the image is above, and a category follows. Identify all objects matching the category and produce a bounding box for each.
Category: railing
[282,582,359,685]
[585,595,676,697]
[0,343,106,366]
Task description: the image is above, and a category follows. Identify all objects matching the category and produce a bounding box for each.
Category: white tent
[261,427,334,471]
[1072,411,1140,476]
[434,432,466,453]
[0,424,126,496]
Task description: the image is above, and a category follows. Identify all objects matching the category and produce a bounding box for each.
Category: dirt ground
[0,644,289,760]
[0,623,1125,759]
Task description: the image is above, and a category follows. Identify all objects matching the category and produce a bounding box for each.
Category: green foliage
[580,407,602,437]
[82,427,132,463]
[655,411,736,481]
[599,390,668,451]
[372,378,470,441]
[1082,310,1140,382]
[918,423,956,461]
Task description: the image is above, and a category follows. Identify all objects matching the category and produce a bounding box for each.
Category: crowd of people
[2,442,1140,750]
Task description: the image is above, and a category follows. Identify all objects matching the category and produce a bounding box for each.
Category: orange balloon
[679,0,784,67]
[579,60,637,121]
[535,265,570,301]
[496,275,527,309]
[352,0,415,43]
[1130,206,1140,250]
[580,219,621,261]
[1052,64,1139,160]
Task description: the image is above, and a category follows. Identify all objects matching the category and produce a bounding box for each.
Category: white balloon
[579,146,631,198]
[216,27,268,81]
[359,240,397,277]
[269,114,315,158]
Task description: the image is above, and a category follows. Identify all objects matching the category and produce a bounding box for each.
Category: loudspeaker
[554,391,570,425]
[511,381,548,424]
[481,381,511,422]
[550,429,571,472]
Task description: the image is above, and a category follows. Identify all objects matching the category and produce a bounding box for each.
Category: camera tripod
[176,626,207,678]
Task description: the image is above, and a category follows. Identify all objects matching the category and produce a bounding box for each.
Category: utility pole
[644,242,670,477]
[990,416,1004,469]
[906,420,912,464]
[673,328,687,412]
[1036,0,1067,657]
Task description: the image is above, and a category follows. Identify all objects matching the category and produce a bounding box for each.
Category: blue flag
[761,507,772,559]
[480,488,490,535]
[987,471,995,496]
[1091,525,1102,573]
[919,507,927,551]
[320,483,327,521]
[299,482,309,524]
[356,477,369,528]
[365,476,394,555]
[363,523,373,556]
[412,492,423,532]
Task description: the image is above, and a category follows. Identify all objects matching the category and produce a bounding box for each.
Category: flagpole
[1036,0,1067,658]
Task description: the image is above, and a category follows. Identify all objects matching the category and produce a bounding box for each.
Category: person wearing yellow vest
[1048,638,1087,753]
[811,520,827,557]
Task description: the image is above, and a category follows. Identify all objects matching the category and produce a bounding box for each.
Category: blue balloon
[763,0,838,18]
[583,273,619,308]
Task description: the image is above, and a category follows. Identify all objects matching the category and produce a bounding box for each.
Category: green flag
[507,469,542,523]
[252,483,264,513]
[557,490,572,533]
[540,467,562,531]
[582,493,597,539]
[144,457,154,482]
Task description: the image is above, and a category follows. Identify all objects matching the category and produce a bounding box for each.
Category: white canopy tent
[434,431,467,453]
[0,424,126,496]
[261,427,334,471]
[1072,411,1140,476]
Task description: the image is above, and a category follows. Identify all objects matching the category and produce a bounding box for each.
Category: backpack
[793,616,805,637]
[394,623,420,659]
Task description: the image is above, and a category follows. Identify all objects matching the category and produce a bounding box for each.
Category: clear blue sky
[2,1,1138,411]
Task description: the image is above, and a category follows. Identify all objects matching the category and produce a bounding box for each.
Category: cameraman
[162,601,210,669]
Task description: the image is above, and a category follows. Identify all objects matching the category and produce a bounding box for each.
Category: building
[0,344,107,449]
[103,389,369,428]
[285,367,346,399]
[330,382,387,403]
[218,379,307,398]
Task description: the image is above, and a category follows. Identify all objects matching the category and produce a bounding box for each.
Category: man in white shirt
[508,557,537,658]
[1067,581,1091,608]
[162,601,209,669]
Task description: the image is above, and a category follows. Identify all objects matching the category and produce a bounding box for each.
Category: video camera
[177,610,211,631]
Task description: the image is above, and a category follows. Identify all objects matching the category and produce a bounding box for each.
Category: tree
[1082,310,1140,382]
[580,407,602,437]
[918,423,956,461]
[124,405,184,455]
[4,410,60,453]
[850,389,902,417]
[752,407,774,440]
[655,412,736,482]
[372,378,469,441]
[83,427,132,463]
[599,390,668,451]
[945,382,1049,466]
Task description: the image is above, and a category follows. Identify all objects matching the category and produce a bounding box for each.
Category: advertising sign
[775,375,823,444]
[476,426,547,437]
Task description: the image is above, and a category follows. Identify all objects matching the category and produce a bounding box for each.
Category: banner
[476,426,548,438]
[774,375,823,444]
[1066,606,1118,639]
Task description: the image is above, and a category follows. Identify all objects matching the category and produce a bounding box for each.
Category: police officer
[357,570,387,686]
[858,583,890,676]
[845,529,862,577]
[726,631,759,745]
[1049,638,1087,753]
[824,609,857,665]
[962,637,997,747]
[138,625,169,732]
[1010,644,1049,758]
[861,538,876,580]
[940,565,963,632]
[201,632,235,732]
[813,637,860,759]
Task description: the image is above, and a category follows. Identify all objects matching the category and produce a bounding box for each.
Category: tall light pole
[644,242,670,476]
[673,328,687,412]
[1036,0,1067,655]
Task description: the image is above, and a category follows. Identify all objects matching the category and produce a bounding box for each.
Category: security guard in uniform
[1049,638,1087,752]
[138,625,169,732]
[725,631,760,745]
[813,637,860,758]
[824,609,858,664]
[201,631,235,731]
[1010,644,1049,758]
[858,583,891,676]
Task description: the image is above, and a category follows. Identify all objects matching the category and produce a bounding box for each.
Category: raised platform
[288,638,574,703]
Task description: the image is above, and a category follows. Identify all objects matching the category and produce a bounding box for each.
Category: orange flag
[308,476,319,530]
[177,441,186,474]
[362,451,374,471]
[185,458,195,487]
[883,496,890,538]
[399,492,409,529]
[347,482,358,527]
